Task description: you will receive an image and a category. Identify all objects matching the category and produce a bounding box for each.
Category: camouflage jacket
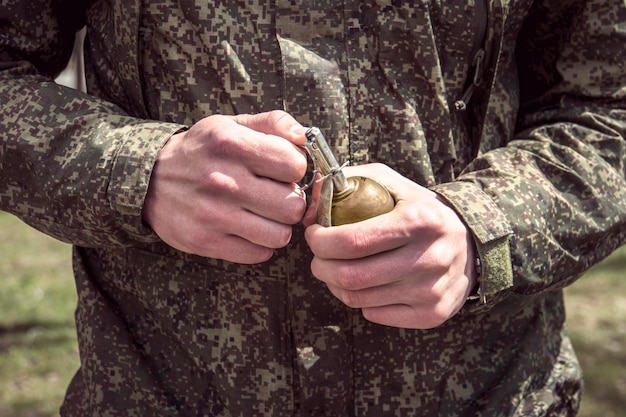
[1,0,626,416]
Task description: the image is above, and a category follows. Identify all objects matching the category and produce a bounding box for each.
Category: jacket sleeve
[0,0,185,247]
[433,0,626,308]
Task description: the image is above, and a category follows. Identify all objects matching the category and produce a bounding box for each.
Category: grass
[0,210,625,416]
[564,244,626,417]
[0,213,77,417]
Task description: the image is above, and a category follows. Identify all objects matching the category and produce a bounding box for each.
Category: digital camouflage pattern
[1,0,626,416]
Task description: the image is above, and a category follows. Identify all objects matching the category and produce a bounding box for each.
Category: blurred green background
[1,211,625,416]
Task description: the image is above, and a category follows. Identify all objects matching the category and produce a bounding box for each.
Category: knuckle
[208,131,241,157]
[417,275,449,306]
[421,299,455,329]
[338,290,362,308]
[267,109,291,125]
[189,231,221,257]
[360,308,377,324]
[279,149,308,184]
[266,225,293,249]
[349,229,376,254]
[204,171,240,195]
[427,283,447,304]
[276,226,294,247]
[423,205,447,229]
[284,196,307,224]
[424,243,455,273]
[335,266,369,291]
[431,302,454,326]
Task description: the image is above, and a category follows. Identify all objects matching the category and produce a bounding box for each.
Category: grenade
[303,127,395,226]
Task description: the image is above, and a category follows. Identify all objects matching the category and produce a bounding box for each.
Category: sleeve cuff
[107,121,187,242]
[431,180,515,306]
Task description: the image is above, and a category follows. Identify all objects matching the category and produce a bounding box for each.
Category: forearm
[0,75,185,247]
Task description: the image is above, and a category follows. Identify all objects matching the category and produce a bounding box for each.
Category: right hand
[143,110,308,264]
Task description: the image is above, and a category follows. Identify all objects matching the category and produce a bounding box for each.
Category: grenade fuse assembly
[303,127,395,226]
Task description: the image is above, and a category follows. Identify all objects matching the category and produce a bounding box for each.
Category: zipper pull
[454,48,485,111]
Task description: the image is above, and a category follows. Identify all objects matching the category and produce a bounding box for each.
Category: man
[1,1,625,416]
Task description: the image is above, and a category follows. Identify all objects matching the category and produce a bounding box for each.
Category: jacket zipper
[454,0,488,111]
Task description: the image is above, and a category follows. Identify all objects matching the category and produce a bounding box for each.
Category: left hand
[304,163,477,329]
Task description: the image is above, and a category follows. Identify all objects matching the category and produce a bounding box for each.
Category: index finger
[246,133,308,183]
[304,214,408,260]
[232,110,308,146]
